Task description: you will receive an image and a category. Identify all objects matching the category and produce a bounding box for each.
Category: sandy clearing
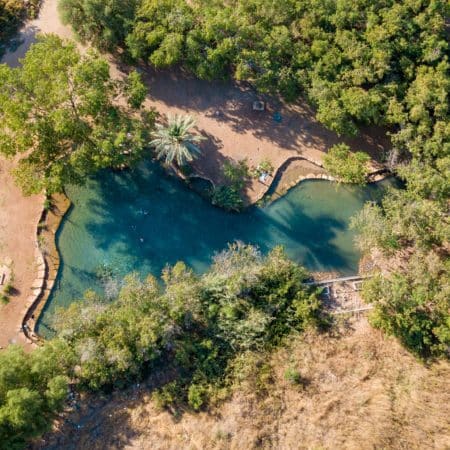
[0,157,44,349]
[120,65,390,204]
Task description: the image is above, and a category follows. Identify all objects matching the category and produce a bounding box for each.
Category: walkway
[308,276,373,315]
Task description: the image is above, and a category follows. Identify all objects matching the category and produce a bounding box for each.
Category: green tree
[0,34,152,195]
[126,0,193,64]
[362,251,450,358]
[150,114,205,168]
[323,143,370,184]
[59,0,140,50]
[0,345,70,449]
[125,70,148,109]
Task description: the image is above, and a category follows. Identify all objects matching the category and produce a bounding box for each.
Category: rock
[32,278,44,290]
[37,269,46,279]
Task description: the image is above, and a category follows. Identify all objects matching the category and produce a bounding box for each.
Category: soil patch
[0,157,44,349]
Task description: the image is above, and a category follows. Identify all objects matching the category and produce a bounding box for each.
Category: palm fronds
[150,114,205,167]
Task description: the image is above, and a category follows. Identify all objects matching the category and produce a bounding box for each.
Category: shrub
[0,345,70,449]
[222,159,250,190]
[153,381,183,410]
[251,159,274,178]
[284,367,303,385]
[323,143,370,184]
[187,383,207,411]
[3,283,13,295]
[211,185,243,212]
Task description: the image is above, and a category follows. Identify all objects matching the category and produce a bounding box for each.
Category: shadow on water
[38,160,395,334]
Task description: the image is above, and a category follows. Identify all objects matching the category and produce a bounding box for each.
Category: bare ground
[131,65,390,204]
[0,157,44,349]
[32,320,450,450]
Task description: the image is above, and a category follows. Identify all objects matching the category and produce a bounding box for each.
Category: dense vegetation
[0,245,322,448]
[60,0,448,137]
[352,187,449,357]
[0,342,70,449]
[0,0,40,55]
[0,35,152,194]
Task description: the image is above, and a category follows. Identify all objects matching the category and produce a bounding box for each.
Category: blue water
[37,161,393,333]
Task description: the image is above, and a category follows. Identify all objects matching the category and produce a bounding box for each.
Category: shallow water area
[38,161,394,334]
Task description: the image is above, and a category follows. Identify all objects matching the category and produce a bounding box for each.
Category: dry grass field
[35,319,450,450]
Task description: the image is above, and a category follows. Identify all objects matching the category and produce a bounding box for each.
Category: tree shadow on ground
[120,63,391,159]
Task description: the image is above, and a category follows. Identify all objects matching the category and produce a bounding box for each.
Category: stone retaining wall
[21,193,71,344]
[267,155,390,199]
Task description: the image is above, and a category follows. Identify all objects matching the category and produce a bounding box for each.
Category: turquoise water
[37,161,393,333]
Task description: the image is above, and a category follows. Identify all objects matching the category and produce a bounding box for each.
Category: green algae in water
[38,161,394,335]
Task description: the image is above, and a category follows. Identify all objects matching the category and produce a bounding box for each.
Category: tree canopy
[150,114,204,167]
[323,143,370,184]
[0,342,72,449]
[61,0,448,139]
[0,34,152,195]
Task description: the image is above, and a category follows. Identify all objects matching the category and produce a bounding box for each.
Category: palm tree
[150,114,205,168]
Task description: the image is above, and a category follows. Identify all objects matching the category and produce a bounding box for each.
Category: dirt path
[0,158,44,349]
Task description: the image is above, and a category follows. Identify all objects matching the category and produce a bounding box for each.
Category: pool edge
[21,192,71,344]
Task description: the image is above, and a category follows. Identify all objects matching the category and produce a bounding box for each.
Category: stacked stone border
[21,193,71,345]
[266,155,389,200]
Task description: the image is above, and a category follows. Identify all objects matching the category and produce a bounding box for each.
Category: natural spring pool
[37,161,394,334]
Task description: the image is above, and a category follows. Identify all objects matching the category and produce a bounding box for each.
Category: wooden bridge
[306,275,373,315]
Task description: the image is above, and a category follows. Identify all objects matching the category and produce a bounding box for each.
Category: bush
[251,159,274,178]
[3,283,13,296]
[323,144,370,184]
[187,383,207,411]
[0,345,70,449]
[222,159,250,190]
[211,185,243,212]
[363,267,449,358]
[153,381,183,410]
[284,367,307,387]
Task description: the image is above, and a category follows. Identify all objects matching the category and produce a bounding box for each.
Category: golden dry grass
[35,319,450,450]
